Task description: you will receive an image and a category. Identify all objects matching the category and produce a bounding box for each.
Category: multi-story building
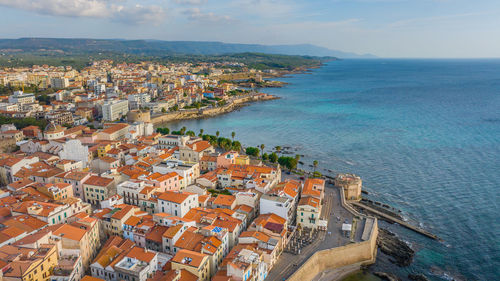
[259,194,294,224]
[171,249,211,281]
[153,160,200,189]
[51,77,70,89]
[0,243,58,281]
[127,93,151,109]
[11,201,72,225]
[296,196,322,229]
[114,246,158,281]
[8,90,35,105]
[102,100,129,121]
[157,191,198,217]
[45,111,74,125]
[83,175,115,205]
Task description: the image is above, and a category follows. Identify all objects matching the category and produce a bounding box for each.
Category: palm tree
[180,126,187,135]
[199,129,204,137]
[231,131,236,140]
[313,160,319,172]
[260,144,265,157]
[216,131,220,137]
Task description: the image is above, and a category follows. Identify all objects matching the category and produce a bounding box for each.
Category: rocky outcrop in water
[408,273,430,281]
[377,228,415,266]
[374,272,402,281]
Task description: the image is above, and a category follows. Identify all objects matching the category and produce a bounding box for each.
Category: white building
[58,139,90,168]
[117,180,146,206]
[259,194,294,224]
[128,93,151,109]
[157,191,198,217]
[157,135,190,149]
[8,91,35,105]
[0,103,19,111]
[153,160,200,189]
[114,247,158,281]
[102,100,129,121]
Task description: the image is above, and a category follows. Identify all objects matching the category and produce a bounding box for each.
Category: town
[0,59,378,281]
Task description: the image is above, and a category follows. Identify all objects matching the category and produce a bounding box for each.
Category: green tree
[275,146,281,153]
[260,144,265,157]
[269,152,278,163]
[246,147,260,157]
[199,129,204,137]
[156,127,170,135]
[278,156,298,170]
[216,131,220,137]
[161,107,167,113]
[231,131,236,140]
[180,126,187,135]
[313,160,319,172]
[232,141,242,152]
[262,153,269,161]
[186,130,196,137]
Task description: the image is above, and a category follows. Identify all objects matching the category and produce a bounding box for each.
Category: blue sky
[0,0,499,57]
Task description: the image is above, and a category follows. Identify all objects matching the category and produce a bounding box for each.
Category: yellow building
[0,243,58,281]
[83,175,115,205]
[171,249,211,281]
[235,155,250,165]
[36,182,73,201]
[97,144,112,158]
[297,197,322,230]
[53,219,101,269]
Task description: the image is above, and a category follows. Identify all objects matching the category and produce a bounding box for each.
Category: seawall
[287,187,379,281]
[151,94,277,125]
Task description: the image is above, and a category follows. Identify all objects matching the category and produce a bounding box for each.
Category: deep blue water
[164,59,500,280]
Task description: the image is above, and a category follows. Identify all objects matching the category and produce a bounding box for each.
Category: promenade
[267,184,365,281]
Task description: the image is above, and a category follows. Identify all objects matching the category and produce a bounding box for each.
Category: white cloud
[183,7,233,23]
[0,0,166,24]
[174,0,207,5]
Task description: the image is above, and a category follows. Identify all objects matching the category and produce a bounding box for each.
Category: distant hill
[0,38,376,58]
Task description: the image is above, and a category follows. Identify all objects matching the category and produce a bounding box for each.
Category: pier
[350,201,440,241]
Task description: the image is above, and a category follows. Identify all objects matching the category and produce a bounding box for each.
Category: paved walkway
[267,184,364,281]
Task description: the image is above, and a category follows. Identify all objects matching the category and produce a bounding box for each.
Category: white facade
[58,139,90,167]
[157,192,198,217]
[157,135,189,149]
[102,100,129,121]
[0,103,19,111]
[153,160,200,188]
[128,93,151,109]
[259,194,293,223]
[9,91,35,105]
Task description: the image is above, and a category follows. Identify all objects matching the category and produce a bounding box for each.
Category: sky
[0,0,499,58]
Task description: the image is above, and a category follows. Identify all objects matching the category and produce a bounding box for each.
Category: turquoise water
[164,59,500,280]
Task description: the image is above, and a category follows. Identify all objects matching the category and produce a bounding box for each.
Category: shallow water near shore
[163,59,500,280]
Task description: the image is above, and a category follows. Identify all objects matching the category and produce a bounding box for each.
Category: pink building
[217,151,239,169]
[144,172,180,192]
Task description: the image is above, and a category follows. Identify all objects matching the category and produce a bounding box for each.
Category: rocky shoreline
[152,93,279,125]
[377,228,414,267]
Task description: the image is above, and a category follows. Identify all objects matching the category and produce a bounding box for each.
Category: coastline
[152,64,322,126]
[152,92,279,126]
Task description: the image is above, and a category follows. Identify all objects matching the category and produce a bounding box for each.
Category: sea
[161,59,500,281]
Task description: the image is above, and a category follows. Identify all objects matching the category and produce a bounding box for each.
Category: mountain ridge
[0,38,376,58]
